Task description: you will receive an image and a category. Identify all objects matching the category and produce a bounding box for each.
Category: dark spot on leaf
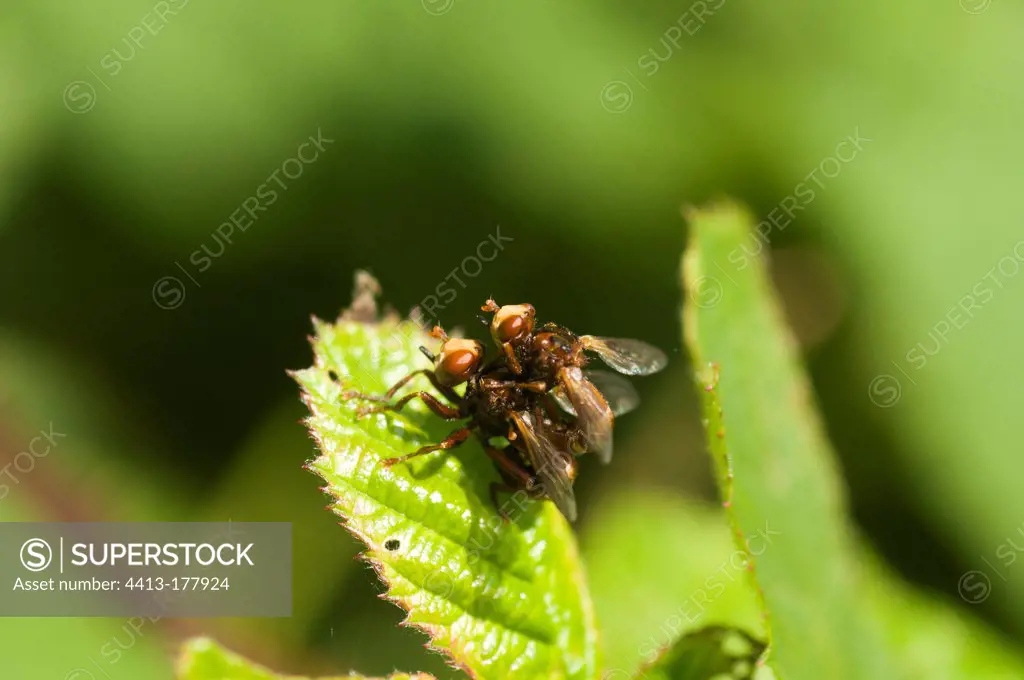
[328,370,340,382]
[384,539,400,551]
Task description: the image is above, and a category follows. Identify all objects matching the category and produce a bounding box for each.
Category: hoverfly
[344,325,585,519]
[480,299,667,463]
[345,300,667,523]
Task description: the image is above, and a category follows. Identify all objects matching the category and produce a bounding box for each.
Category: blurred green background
[2,0,1024,677]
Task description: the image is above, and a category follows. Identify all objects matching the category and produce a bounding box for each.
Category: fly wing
[551,387,576,416]
[580,336,668,376]
[584,370,640,416]
[553,369,639,418]
[559,366,614,464]
[509,411,578,522]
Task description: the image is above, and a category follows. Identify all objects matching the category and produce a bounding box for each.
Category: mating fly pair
[345,300,666,521]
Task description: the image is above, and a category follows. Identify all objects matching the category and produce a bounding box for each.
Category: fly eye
[442,349,478,379]
[435,340,483,386]
[493,304,535,344]
[496,315,525,343]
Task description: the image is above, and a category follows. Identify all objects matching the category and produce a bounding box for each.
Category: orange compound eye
[496,315,525,343]
[492,304,535,344]
[442,350,477,379]
[435,339,484,386]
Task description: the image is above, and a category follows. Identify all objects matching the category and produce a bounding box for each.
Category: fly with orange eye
[478,301,668,465]
[338,324,527,454]
[340,299,667,523]
[338,326,483,466]
[480,299,535,374]
[340,319,587,520]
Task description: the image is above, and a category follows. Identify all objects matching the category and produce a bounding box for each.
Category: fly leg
[343,369,460,404]
[350,368,464,419]
[501,343,523,375]
[480,378,549,394]
[382,427,471,467]
[484,446,535,487]
[485,446,541,522]
[355,391,462,420]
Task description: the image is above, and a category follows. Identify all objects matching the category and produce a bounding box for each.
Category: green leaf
[291,303,600,679]
[580,489,763,672]
[681,201,894,679]
[680,200,1024,678]
[176,637,432,680]
[632,627,767,680]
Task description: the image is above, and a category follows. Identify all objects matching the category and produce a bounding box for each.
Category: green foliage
[636,627,766,680]
[175,205,1024,678]
[580,491,763,673]
[291,313,600,679]
[177,638,432,680]
[681,200,1024,679]
[263,298,763,680]
[681,201,891,679]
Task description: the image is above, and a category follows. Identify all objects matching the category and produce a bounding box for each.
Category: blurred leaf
[177,638,433,680]
[681,200,1024,678]
[633,627,766,680]
[864,556,1024,680]
[580,490,762,673]
[0,334,185,679]
[0,331,187,521]
[0,13,45,235]
[832,34,1024,631]
[197,402,360,645]
[681,200,892,679]
[586,487,1024,679]
[292,313,600,679]
[0,496,172,679]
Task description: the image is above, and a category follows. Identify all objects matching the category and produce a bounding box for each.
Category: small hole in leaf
[328,370,340,382]
[384,539,400,551]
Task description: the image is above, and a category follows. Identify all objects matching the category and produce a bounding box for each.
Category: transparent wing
[509,412,578,522]
[551,387,576,416]
[580,335,668,376]
[553,370,639,417]
[558,366,614,464]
